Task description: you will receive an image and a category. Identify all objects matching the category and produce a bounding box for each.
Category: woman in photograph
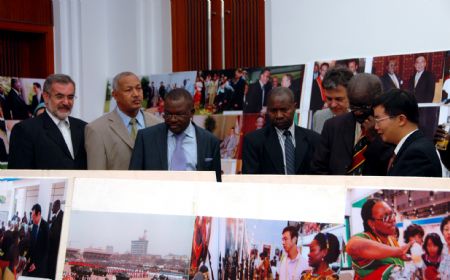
[438,215,450,279]
[421,233,443,280]
[346,198,411,280]
[403,224,425,278]
[301,232,340,280]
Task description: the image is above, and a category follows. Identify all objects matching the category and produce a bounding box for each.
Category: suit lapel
[109,109,134,149]
[294,127,308,172]
[265,127,284,174]
[394,130,421,165]
[194,124,205,170]
[69,117,82,158]
[159,125,169,170]
[342,113,356,157]
[42,112,72,159]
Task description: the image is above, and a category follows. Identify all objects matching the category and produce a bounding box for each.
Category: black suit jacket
[244,82,267,113]
[28,219,49,278]
[388,130,442,177]
[6,89,31,120]
[129,122,222,181]
[8,111,87,169]
[380,73,401,93]
[408,71,435,103]
[311,112,393,175]
[310,78,324,111]
[48,210,63,279]
[0,94,10,119]
[242,125,320,174]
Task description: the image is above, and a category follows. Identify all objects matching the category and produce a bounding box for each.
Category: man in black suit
[26,203,49,278]
[373,89,442,177]
[312,73,393,175]
[310,62,329,112]
[243,68,271,113]
[7,78,31,120]
[8,74,87,169]
[129,88,221,181]
[0,86,10,119]
[48,200,64,279]
[408,55,435,103]
[242,87,320,174]
[380,59,402,93]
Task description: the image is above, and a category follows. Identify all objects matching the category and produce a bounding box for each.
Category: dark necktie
[31,224,38,241]
[129,118,137,140]
[171,133,187,170]
[387,153,397,173]
[347,132,368,175]
[283,130,295,175]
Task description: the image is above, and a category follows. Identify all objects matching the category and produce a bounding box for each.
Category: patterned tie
[129,118,137,140]
[171,133,187,170]
[347,133,368,175]
[283,130,295,175]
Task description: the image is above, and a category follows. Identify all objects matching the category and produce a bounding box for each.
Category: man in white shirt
[380,59,402,93]
[276,226,308,280]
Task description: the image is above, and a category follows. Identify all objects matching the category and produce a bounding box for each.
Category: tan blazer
[85,109,162,170]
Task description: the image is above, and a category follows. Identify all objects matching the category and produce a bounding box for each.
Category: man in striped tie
[242,87,320,175]
[312,73,393,175]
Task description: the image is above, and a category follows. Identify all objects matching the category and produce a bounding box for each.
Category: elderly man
[8,74,87,169]
[85,71,161,169]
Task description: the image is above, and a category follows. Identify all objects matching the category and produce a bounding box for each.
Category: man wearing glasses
[311,73,393,175]
[8,74,88,169]
[373,89,442,177]
[85,72,161,170]
[129,88,221,181]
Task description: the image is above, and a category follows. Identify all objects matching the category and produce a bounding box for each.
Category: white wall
[54,0,450,121]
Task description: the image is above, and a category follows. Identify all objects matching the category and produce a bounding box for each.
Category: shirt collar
[394,129,418,155]
[275,122,295,137]
[168,121,195,138]
[46,109,70,127]
[116,107,144,127]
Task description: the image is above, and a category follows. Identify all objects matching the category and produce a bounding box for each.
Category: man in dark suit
[7,78,31,120]
[310,62,329,112]
[0,86,10,119]
[243,68,271,113]
[48,200,63,279]
[380,60,402,93]
[242,87,320,174]
[312,73,393,175]
[408,55,435,103]
[26,203,49,278]
[373,89,442,177]
[129,88,221,181]
[8,74,87,169]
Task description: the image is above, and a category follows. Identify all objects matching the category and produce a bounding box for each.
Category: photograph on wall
[64,211,195,280]
[344,188,450,279]
[193,114,243,174]
[0,177,68,279]
[442,51,450,103]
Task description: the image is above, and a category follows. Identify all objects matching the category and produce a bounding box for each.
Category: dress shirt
[275,124,296,174]
[414,71,423,87]
[277,249,308,280]
[46,109,74,158]
[389,73,400,88]
[116,108,145,134]
[167,122,197,171]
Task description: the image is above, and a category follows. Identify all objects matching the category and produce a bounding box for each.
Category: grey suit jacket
[129,122,222,181]
[312,108,334,134]
[85,108,162,170]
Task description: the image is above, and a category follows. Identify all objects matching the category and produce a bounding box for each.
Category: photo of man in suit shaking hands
[129,88,221,181]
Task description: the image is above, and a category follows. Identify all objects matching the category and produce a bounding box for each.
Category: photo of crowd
[345,188,450,279]
[0,177,67,280]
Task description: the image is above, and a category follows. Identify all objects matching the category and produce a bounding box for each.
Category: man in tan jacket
[85,71,162,170]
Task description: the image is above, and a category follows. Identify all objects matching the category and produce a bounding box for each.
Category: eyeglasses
[349,104,371,112]
[372,212,396,223]
[51,94,76,101]
[374,116,393,123]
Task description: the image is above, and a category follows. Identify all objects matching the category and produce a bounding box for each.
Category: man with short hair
[373,89,442,177]
[310,62,329,112]
[347,59,359,75]
[408,55,435,103]
[48,200,64,279]
[7,78,31,120]
[85,72,162,170]
[312,67,353,133]
[276,226,308,280]
[243,68,271,113]
[25,203,49,278]
[312,73,393,175]
[242,87,320,174]
[8,74,87,169]
[380,59,402,93]
[129,88,221,181]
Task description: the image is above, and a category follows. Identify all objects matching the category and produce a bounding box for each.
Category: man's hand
[28,263,36,272]
[434,125,449,143]
[362,115,377,142]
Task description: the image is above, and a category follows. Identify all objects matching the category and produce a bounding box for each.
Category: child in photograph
[421,233,443,280]
[438,215,450,279]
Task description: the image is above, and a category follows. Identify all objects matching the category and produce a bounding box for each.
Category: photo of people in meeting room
[344,188,450,279]
[0,177,68,280]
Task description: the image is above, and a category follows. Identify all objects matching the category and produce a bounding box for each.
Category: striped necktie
[283,130,295,175]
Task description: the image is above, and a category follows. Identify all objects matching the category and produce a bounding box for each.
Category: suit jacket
[85,109,162,170]
[312,108,334,134]
[48,210,63,279]
[28,219,49,278]
[380,72,401,93]
[242,125,320,174]
[6,89,31,120]
[310,78,325,112]
[408,70,435,103]
[129,122,222,181]
[8,111,87,169]
[311,112,393,175]
[0,94,10,119]
[388,130,442,177]
[244,82,267,113]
